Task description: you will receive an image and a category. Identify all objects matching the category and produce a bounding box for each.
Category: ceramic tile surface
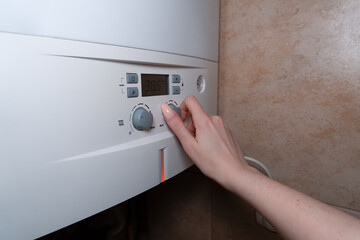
[219,0,360,210]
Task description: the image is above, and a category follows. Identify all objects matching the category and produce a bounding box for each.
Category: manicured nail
[161,104,175,120]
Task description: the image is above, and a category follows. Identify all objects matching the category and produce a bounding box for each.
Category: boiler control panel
[121,72,200,136]
[125,73,183,132]
[113,69,214,144]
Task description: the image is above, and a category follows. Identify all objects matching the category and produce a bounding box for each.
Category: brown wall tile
[219,0,360,210]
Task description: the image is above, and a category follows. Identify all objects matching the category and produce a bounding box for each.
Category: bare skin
[161,95,360,240]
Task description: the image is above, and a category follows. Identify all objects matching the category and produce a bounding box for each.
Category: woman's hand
[161,95,253,188]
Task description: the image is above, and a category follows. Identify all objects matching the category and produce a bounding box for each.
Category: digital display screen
[141,74,169,97]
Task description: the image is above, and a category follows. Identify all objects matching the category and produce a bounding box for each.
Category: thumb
[161,103,195,147]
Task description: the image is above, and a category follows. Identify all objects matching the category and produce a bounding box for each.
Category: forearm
[225,166,360,240]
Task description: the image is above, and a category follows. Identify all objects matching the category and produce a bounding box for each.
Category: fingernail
[161,104,175,120]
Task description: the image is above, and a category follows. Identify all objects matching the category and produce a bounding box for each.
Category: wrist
[218,163,262,194]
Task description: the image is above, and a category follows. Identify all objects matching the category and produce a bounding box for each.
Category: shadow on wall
[38,167,283,240]
[147,167,283,240]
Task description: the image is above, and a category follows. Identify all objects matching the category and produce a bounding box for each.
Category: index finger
[180,95,208,123]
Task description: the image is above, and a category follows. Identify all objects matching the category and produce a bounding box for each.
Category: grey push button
[168,103,181,117]
[172,86,181,95]
[126,73,138,83]
[172,74,181,83]
[127,87,139,98]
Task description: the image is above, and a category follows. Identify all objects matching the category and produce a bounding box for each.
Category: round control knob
[132,107,153,131]
[168,103,181,117]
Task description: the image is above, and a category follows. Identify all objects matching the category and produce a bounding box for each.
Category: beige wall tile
[219,0,360,210]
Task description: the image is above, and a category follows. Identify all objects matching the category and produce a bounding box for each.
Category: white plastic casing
[0,0,219,61]
[0,32,217,239]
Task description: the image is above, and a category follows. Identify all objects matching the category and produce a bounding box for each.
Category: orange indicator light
[161,149,165,182]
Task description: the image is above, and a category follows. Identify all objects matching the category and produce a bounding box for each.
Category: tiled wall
[219,0,360,211]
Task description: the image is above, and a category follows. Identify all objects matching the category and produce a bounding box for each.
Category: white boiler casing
[0,1,219,239]
[0,0,219,61]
